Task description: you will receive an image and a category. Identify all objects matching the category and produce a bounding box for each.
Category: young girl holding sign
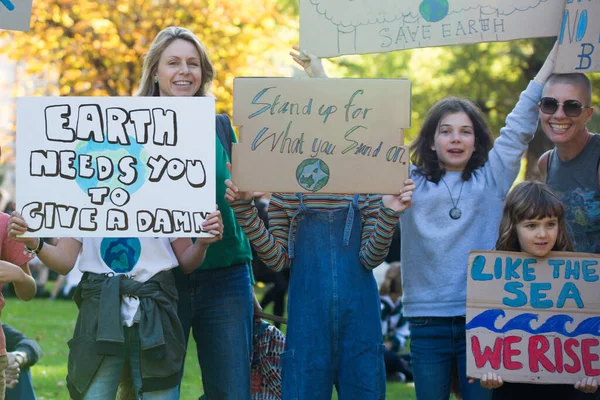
[472,181,598,399]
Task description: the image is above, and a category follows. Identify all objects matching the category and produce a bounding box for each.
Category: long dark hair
[410,97,493,183]
[496,181,573,252]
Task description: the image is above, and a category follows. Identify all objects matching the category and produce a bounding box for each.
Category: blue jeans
[174,263,253,400]
[409,316,491,400]
[83,325,178,399]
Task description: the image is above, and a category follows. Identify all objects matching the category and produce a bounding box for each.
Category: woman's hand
[198,208,223,244]
[382,179,415,213]
[468,372,504,389]
[224,163,264,203]
[289,45,327,78]
[8,212,38,250]
[575,377,598,394]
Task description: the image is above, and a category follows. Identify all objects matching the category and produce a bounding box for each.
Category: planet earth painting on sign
[296,158,330,192]
[74,136,149,197]
[419,0,450,22]
[100,238,142,273]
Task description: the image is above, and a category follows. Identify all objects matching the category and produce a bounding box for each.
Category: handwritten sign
[300,0,564,57]
[16,97,216,237]
[555,0,600,73]
[0,0,33,32]
[231,78,410,194]
[466,250,600,384]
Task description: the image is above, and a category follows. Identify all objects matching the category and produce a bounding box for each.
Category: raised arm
[485,42,558,195]
[224,165,291,272]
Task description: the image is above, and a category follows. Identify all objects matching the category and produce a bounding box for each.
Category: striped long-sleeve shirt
[230,193,400,272]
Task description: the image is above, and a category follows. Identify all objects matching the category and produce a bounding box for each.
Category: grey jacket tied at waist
[67,270,186,400]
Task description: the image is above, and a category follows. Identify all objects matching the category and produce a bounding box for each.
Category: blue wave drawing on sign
[466,309,600,337]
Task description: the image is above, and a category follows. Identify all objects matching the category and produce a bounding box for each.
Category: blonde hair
[135,26,215,97]
[379,262,402,296]
[496,181,573,252]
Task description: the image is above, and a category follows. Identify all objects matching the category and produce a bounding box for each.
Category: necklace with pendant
[440,177,465,220]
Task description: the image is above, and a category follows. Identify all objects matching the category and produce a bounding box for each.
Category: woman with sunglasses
[537,73,599,255]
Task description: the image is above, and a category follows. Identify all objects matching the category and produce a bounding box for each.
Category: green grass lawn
[3,295,417,399]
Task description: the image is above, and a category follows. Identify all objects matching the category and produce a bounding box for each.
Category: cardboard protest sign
[0,0,33,32]
[16,97,216,237]
[555,0,600,73]
[300,0,564,57]
[466,250,600,384]
[231,77,410,194]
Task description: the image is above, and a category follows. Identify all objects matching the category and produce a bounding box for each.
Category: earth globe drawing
[100,238,142,273]
[74,136,149,197]
[419,0,449,22]
[296,158,330,192]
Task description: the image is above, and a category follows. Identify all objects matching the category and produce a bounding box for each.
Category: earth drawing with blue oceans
[74,136,149,197]
[100,238,142,273]
[296,158,330,192]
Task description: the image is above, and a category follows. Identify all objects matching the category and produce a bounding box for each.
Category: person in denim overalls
[285,193,387,399]
[226,178,414,398]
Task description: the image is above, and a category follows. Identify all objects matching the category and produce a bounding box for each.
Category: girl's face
[516,216,558,257]
[431,111,475,171]
[155,39,202,97]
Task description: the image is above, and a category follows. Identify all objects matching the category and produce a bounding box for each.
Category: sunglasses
[538,97,592,117]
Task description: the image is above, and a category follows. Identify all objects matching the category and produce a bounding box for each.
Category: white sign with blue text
[16,97,216,237]
[0,0,33,32]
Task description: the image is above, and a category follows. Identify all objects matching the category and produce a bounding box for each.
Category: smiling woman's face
[155,39,202,97]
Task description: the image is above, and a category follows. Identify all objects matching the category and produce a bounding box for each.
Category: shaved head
[543,73,592,106]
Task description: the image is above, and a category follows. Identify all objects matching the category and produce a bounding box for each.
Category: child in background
[472,181,598,399]
[379,262,412,383]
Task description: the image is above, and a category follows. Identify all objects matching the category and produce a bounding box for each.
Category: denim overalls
[281,194,385,400]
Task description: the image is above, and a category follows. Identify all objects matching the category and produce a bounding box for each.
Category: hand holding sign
[575,377,598,394]
[468,372,504,389]
[7,212,38,251]
[382,179,415,213]
[199,208,224,242]
[290,46,327,78]
[224,163,265,203]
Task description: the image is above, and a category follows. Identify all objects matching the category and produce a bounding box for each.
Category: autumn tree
[0,0,297,161]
